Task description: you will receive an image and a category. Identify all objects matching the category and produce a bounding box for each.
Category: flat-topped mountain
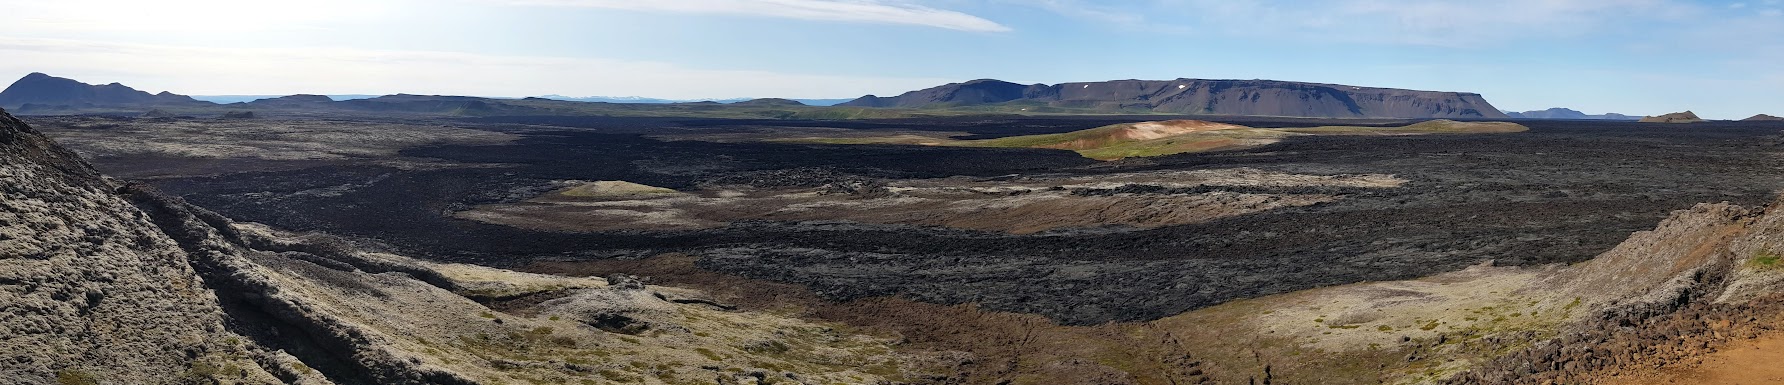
[245,94,334,105]
[1640,111,1706,123]
[729,98,807,107]
[0,72,203,109]
[842,78,1509,119]
[1504,108,1639,120]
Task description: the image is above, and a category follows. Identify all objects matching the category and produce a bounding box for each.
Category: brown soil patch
[1609,333,1784,385]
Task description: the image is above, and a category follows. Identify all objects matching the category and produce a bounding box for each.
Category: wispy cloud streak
[500,0,1011,32]
[0,37,953,98]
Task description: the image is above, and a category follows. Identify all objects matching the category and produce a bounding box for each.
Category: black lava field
[138,116,1784,325]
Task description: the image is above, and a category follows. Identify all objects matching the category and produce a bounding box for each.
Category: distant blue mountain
[1502,108,1640,121]
[196,94,853,106]
[534,95,851,106]
[191,95,381,104]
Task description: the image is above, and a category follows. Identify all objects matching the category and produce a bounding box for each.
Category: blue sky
[1,0,1779,118]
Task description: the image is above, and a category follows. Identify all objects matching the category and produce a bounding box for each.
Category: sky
[1,0,1780,118]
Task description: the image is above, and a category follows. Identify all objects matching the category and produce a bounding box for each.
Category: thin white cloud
[0,37,952,99]
[499,0,1011,32]
[1185,0,1704,46]
[1012,0,1190,33]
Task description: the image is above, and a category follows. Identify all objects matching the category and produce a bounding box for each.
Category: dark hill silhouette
[730,98,807,107]
[0,73,204,108]
[246,94,334,106]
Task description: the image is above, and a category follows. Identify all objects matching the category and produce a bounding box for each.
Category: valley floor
[22,112,1784,384]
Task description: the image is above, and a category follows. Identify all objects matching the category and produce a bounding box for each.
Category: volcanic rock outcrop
[1444,200,1784,384]
[1640,111,1706,123]
[0,73,204,109]
[842,78,1510,119]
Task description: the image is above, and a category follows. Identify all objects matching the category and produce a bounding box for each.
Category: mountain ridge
[536,95,852,106]
[841,78,1510,119]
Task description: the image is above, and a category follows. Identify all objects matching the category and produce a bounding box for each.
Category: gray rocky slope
[0,107,278,383]
[0,108,929,384]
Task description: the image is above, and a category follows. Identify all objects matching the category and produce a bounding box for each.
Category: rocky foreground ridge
[0,108,938,384]
[842,78,1510,119]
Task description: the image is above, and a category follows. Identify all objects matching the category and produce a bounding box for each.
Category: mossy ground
[1751,249,1781,269]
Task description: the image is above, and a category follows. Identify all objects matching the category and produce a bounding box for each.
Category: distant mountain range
[10,73,1767,122]
[190,95,381,104]
[0,73,857,112]
[1502,108,1640,120]
[840,78,1510,119]
[533,95,851,106]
